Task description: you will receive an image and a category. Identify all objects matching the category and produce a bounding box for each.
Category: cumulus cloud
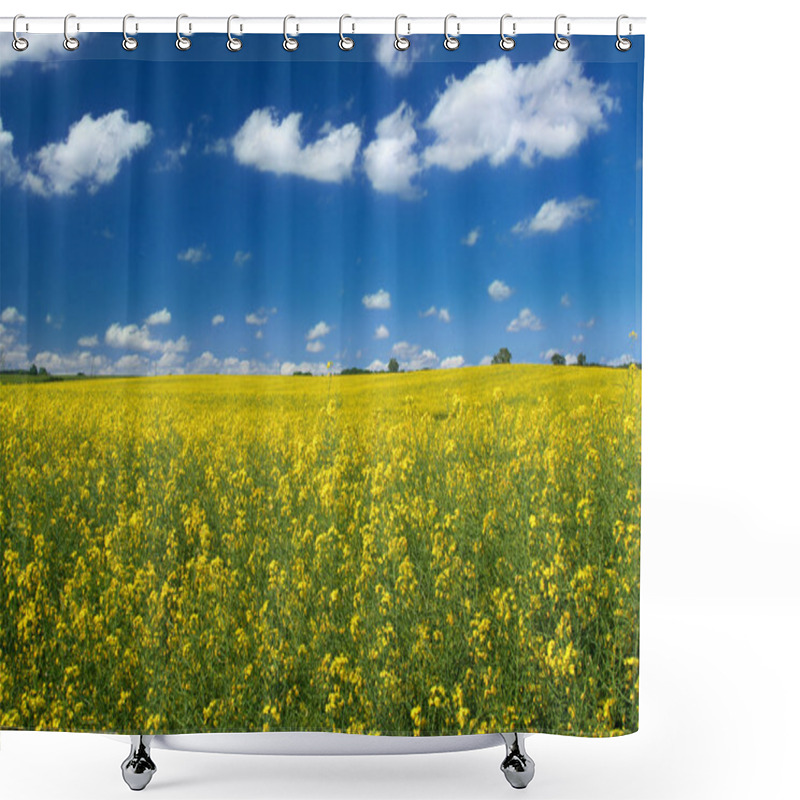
[156,123,193,172]
[391,341,439,371]
[461,228,480,246]
[374,324,390,340]
[608,353,635,367]
[0,118,21,185]
[373,35,420,78]
[178,244,210,263]
[1,306,25,324]
[105,322,189,355]
[367,358,387,371]
[33,350,111,375]
[423,52,614,172]
[77,335,98,348]
[561,293,572,307]
[145,307,171,326]
[212,314,225,326]
[479,355,493,366]
[364,102,423,199]
[0,34,90,77]
[187,351,278,375]
[245,310,270,326]
[22,110,152,196]
[419,306,451,322]
[440,355,465,369]
[507,308,544,333]
[488,280,513,302]
[572,333,584,344]
[306,320,331,341]
[280,360,336,376]
[233,250,252,266]
[362,289,391,310]
[231,108,361,183]
[0,321,30,370]
[580,317,596,329]
[512,196,596,236]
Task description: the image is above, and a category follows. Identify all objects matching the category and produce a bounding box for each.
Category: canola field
[0,365,640,736]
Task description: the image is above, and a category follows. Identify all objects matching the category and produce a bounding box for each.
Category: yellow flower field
[0,364,640,736]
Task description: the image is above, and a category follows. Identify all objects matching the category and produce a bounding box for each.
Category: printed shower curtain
[0,31,643,738]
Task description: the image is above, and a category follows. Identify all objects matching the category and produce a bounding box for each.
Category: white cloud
[306,340,324,353]
[541,349,578,365]
[245,311,269,326]
[362,289,391,310]
[115,354,151,375]
[178,244,210,263]
[231,108,361,184]
[461,228,480,246]
[23,110,152,196]
[280,360,336,376]
[32,350,111,375]
[580,317,596,329]
[488,280,513,302]
[77,335,98,348]
[561,293,572,307]
[373,35,420,78]
[512,197,595,236]
[420,306,437,318]
[1,306,25,324]
[306,320,331,341]
[212,314,225,326]
[254,330,263,340]
[367,358,386,371]
[391,341,439,371]
[419,306,451,322]
[0,118,21,185]
[186,351,278,375]
[234,250,252,266]
[364,102,423,199]
[0,34,92,77]
[0,321,30,370]
[479,355,493,366]
[45,314,63,330]
[572,333,584,344]
[440,355,465,369]
[145,307,171,326]
[438,308,451,323]
[105,322,188,355]
[608,353,635,367]
[374,324,390,340]
[156,124,193,172]
[507,308,544,333]
[423,52,614,172]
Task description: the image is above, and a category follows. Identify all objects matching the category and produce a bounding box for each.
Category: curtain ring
[554,15,570,51]
[443,14,459,51]
[499,14,515,51]
[283,15,298,51]
[63,13,79,51]
[227,15,242,51]
[176,14,191,50]
[12,15,28,52]
[616,15,632,51]
[122,14,138,51]
[394,15,410,51]
[339,14,354,51]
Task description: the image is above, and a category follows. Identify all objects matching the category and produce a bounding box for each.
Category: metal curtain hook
[122,14,138,51]
[283,15,298,51]
[616,14,632,51]
[499,13,515,51]
[63,13,79,51]
[443,14,459,51]
[394,14,410,51]
[554,14,570,51]
[12,14,28,51]
[339,14,354,50]
[176,14,191,50]
[227,15,242,51]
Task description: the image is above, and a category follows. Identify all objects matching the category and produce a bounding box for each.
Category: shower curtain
[0,31,643,738]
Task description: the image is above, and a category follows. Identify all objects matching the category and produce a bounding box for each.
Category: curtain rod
[0,16,645,37]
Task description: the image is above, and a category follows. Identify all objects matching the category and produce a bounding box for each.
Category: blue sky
[0,34,643,375]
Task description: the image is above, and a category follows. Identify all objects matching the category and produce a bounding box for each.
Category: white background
[2,1,799,798]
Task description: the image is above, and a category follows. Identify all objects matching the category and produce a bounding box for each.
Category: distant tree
[550,353,566,366]
[29,363,38,376]
[492,347,512,365]
[77,372,86,377]
[577,353,587,366]
[388,357,399,373]
[293,371,312,376]
[38,366,48,376]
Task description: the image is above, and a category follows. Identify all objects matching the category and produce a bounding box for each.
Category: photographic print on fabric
[0,33,643,736]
